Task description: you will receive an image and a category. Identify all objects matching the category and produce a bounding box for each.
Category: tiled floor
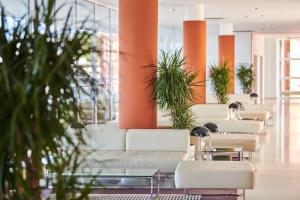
[247,99,300,200]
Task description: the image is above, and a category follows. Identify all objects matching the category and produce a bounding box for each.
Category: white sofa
[192,104,264,134]
[243,104,276,114]
[238,110,271,122]
[79,127,190,173]
[175,160,256,200]
[192,104,230,123]
[218,120,264,134]
[203,133,260,152]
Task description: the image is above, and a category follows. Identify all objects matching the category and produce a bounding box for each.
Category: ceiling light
[245,15,249,18]
[253,7,259,11]
[169,8,177,12]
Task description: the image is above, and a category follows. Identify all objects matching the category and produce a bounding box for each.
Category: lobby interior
[1,0,300,200]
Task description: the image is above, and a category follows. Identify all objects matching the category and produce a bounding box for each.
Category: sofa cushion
[191,104,230,119]
[193,117,229,125]
[238,110,271,121]
[83,125,126,151]
[203,133,259,152]
[244,104,276,113]
[175,160,256,189]
[217,120,264,134]
[82,150,189,173]
[228,94,251,104]
[126,129,190,152]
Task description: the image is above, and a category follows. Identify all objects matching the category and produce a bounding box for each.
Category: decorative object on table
[191,126,210,160]
[250,92,259,104]
[236,101,244,110]
[203,122,218,133]
[229,103,240,119]
[209,60,230,104]
[0,0,96,198]
[237,64,254,94]
[148,49,201,129]
[203,122,218,151]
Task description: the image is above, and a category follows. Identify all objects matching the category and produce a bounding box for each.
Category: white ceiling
[95,0,300,33]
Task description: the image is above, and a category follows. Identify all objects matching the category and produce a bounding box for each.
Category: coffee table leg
[150,177,153,200]
[241,149,244,161]
[157,172,160,195]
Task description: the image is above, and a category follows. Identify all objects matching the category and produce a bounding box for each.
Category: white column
[185,4,205,21]
[219,23,234,35]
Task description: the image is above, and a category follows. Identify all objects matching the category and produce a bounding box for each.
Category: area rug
[42,188,237,200]
[44,194,237,200]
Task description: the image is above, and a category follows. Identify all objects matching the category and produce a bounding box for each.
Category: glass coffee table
[62,168,160,200]
[199,145,244,161]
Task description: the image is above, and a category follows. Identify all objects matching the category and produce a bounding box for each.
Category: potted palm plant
[0,0,95,199]
[149,49,200,129]
[237,64,254,94]
[209,60,230,104]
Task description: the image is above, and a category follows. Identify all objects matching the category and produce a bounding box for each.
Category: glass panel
[76,0,95,124]
[76,0,94,30]
[0,0,28,31]
[280,39,300,98]
[110,9,119,120]
[1,0,28,19]
[158,24,182,52]
[63,168,158,177]
[290,40,300,59]
[95,5,111,122]
[290,60,300,91]
[55,0,75,30]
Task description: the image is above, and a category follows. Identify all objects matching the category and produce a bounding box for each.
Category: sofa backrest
[228,94,251,104]
[84,125,126,151]
[126,129,190,152]
[191,104,229,119]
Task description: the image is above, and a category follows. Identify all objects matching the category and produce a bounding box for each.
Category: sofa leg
[183,188,189,200]
[241,189,246,200]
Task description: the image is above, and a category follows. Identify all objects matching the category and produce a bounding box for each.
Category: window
[1,0,183,123]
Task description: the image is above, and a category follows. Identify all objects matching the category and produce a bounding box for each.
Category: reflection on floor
[247,99,300,200]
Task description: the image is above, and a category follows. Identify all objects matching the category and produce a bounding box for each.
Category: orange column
[184,21,206,104]
[219,35,235,94]
[119,0,158,129]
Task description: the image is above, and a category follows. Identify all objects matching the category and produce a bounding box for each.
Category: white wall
[235,32,252,64]
[235,32,252,94]
[252,33,265,101]
[206,24,220,95]
[264,37,278,98]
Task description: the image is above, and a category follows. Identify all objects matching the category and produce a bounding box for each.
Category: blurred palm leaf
[0,0,97,199]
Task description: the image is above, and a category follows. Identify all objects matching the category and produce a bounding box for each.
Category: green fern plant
[149,49,200,129]
[237,64,254,94]
[209,60,230,104]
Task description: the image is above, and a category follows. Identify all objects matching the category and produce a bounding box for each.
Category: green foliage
[237,64,254,94]
[150,49,200,129]
[0,0,95,199]
[209,60,230,104]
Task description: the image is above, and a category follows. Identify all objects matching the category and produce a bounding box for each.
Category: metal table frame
[61,168,160,200]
